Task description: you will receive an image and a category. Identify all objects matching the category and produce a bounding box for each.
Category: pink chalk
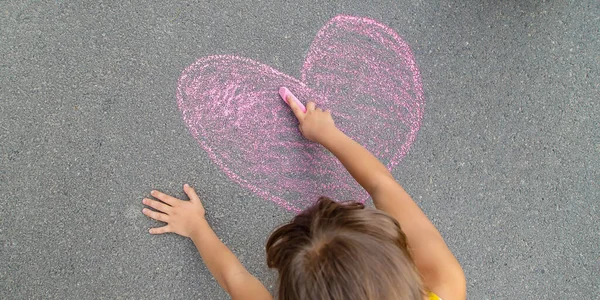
[279,87,307,113]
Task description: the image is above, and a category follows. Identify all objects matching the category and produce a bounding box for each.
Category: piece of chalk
[279,87,306,113]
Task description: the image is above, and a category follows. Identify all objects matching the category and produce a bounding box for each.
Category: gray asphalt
[1,0,598,299]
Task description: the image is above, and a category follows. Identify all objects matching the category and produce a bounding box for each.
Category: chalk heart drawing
[177,15,424,212]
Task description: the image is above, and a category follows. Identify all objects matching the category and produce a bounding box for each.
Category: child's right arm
[287,97,466,300]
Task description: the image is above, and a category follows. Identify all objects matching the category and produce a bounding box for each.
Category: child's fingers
[150,190,178,206]
[143,198,171,214]
[183,184,202,204]
[306,101,316,112]
[142,208,169,223]
[287,95,305,122]
[149,225,171,235]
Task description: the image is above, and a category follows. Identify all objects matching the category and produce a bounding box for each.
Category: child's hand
[287,95,338,143]
[142,184,206,237]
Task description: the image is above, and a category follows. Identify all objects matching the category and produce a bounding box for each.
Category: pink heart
[177,15,424,212]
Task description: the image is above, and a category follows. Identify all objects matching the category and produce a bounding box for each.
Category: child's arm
[287,98,466,300]
[142,184,272,300]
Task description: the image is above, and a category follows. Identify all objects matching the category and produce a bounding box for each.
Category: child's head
[266,197,423,300]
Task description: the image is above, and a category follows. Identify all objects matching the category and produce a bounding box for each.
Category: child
[142,95,466,300]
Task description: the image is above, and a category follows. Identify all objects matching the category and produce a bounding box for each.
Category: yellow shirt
[428,292,442,300]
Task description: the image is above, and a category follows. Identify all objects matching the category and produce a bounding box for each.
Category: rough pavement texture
[1,0,598,299]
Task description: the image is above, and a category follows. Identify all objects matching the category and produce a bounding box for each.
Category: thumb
[183,184,202,204]
[287,95,306,122]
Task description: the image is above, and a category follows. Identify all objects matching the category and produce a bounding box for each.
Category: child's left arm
[142,184,272,300]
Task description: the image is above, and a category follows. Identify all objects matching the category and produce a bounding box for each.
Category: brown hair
[266,197,424,300]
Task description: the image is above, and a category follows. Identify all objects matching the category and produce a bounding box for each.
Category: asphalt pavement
[1,0,598,299]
